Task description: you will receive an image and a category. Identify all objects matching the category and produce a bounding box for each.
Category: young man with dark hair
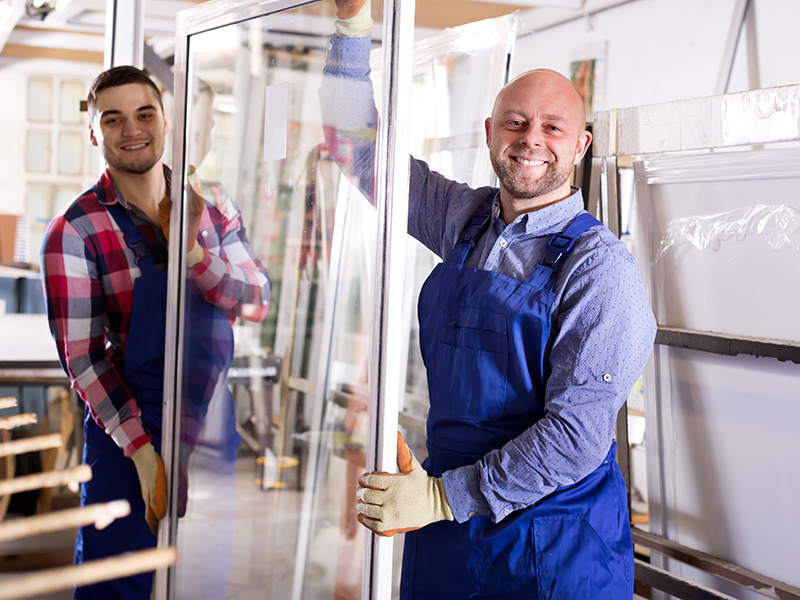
[41,65,271,599]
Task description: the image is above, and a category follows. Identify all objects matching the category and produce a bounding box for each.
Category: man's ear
[484,117,492,148]
[88,121,99,147]
[573,130,592,165]
[163,114,169,136]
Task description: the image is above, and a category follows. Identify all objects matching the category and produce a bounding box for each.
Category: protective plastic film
[634,147,800,596]
[635,147,800,343]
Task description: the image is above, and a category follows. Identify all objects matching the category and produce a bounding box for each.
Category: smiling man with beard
[40,66,270,599]
[321,2,656,597]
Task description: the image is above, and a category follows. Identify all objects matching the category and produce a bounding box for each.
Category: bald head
[491,69,587,127]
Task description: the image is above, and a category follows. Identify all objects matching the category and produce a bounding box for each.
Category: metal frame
[363,1,416,597]
[164,1,414,599]
[590,82,800,599]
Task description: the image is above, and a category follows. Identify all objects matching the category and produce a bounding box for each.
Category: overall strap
[451,213,492,268]
[525,212,603,289]
[105,200,158,276]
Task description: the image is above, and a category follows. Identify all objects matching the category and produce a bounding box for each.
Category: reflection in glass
[172,5,379,599]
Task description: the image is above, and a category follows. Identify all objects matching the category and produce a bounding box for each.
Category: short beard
[490,151,572,200]
[106,156,161,175]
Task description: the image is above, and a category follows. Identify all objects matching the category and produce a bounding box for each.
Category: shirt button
[499,239,508,248]
[468,511,477,517]
[503,508,511,515]
[603,373,612,382]
[202,230,208,237]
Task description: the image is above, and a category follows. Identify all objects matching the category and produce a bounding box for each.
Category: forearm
[320,33,378,198]
[189,233,271,323]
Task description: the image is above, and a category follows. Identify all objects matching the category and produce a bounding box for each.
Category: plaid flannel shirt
[40,166,271,457]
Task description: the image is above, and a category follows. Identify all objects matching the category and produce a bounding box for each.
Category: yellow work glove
[356,432,454,537]
[131,443,167,536]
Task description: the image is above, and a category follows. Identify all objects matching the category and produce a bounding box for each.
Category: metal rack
[588,82,800,600]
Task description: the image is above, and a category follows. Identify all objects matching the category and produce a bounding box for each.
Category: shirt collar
[96,164,172,207]
[491,186,585,236]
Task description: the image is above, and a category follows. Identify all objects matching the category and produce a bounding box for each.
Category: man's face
[89,83,167,175]
[485,70,591,211]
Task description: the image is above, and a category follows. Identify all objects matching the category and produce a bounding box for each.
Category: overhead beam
[0,42,103,63]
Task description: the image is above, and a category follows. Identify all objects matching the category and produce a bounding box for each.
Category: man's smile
[512,156,547,167]
[119,141,150,151]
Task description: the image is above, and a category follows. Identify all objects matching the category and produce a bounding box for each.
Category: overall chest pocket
[430,307,509,422]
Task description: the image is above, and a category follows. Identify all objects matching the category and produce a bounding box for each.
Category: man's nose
[121,117,142,136]
[519,127,543,147]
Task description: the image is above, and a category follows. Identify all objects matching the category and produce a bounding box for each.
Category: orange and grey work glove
[356,432,454,537]
[131,443,167,536]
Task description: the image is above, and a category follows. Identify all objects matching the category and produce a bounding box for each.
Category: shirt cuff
[109,417,152,458]
[442,463,493,523]
[326,34,373,78]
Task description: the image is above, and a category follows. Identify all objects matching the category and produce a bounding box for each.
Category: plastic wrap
[655,203,800,263]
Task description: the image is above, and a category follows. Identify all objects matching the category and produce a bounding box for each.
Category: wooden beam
[415,0,521,29]
[0,43,103,63]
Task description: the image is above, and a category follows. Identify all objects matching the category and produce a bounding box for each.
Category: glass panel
[60,80,85,124]
[26,130,51,172]
[172,5,383,598]
[398,15,515,462]
[28,77,52,122]
[58,131,84,174]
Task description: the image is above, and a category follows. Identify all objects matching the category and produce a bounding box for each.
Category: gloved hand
[356,432,453,537]
[333,0,372,36]
[131,443,167,536]
[335,0,368,18]
[157,165,205,256]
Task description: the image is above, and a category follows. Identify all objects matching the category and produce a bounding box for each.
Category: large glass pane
[170,4,385,598]
[398,14,515,460]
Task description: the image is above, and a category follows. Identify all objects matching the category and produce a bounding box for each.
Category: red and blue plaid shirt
[40,166,271,457]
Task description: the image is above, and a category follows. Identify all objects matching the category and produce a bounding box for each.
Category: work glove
[157,166,205,263]
[356,432,454,536]
[131,443,167,536]
[333,0,372,36]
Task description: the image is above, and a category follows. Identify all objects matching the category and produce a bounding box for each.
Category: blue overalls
[74,191,234,599]
[401,211,633,600]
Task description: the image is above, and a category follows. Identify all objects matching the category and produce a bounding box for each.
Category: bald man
[322,2,656,598]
